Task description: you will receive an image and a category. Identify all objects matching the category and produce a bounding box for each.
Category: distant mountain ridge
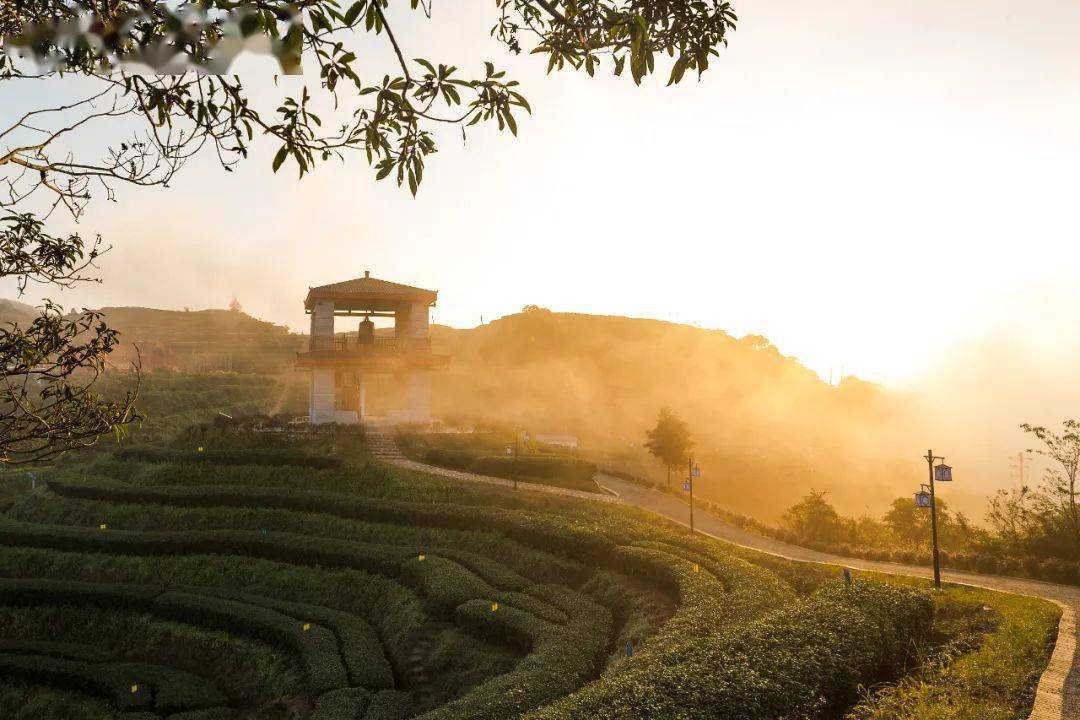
[1,298,924,517]
[424,308,923,518]
[93,306,302,373]
[1,300,302,373]
[0,298,37,326]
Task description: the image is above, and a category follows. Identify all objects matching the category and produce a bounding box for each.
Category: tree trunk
[666,465,671,488]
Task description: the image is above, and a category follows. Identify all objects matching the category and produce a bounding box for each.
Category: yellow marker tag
[197,446,204,452]
[491,602,499,612]
[693,564,700,573]
[131,684,139,694]
[302,623,311,632]
[99,523,107,530]
[418,553,425,561]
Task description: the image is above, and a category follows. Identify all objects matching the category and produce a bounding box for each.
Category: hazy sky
[4,0,1080,391]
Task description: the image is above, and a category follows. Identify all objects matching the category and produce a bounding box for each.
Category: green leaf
[272,146,288,173]
[344,1,364,25]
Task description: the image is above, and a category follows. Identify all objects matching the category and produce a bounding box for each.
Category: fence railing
[308,336,431,353]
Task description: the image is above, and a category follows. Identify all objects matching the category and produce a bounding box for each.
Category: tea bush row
[114,448,341,470]
[423,450,598,488]
[0,653,226,715]
[529,580,932,720]
[0,543,426,689]
[421,588,612,720]
[0,579,359,697]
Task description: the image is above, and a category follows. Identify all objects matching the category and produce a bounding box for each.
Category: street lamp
[506,428,530,491]
[921,449,952,589]
[683,458,701,534]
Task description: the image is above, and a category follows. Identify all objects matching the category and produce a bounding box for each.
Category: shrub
[0,641,115,663]
[114,447,341,469]
[364,690,412,720]
[471,456,596,484]
[0,578,357,698]
[311,687,372,720]
[423,449,476,471]
[426,589,611,720]
[152,591,348,695]
[0,653,227,714]
[530,580,931,720]
[176,587,394,691]
[975,554,1001,574]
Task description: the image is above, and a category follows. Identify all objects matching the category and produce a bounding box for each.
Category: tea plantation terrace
[0,449,1047,719]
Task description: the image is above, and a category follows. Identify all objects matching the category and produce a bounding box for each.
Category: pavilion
[296,272,448,425]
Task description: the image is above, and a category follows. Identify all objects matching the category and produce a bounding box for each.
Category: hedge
[363,690,412,720]
[472,456,597,484]
[0,516,415,578]
[0,514,565,637]
[423,449,476,471]
[41,478,592,588]
[164,708,235,720]
[0,578,357,699]
[114,447,341,469]
[0,544,426,696]
[190,588,394,690]
[0,653,227,714]
[528,580,931,720]
[418,589,611,720]
[311,687,372,720]
[421,450,598,487]
[0,640,116,663]
[45,478,615,557]
[153,591,348,695]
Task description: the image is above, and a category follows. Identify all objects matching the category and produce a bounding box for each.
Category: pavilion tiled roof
[305,272,437,308]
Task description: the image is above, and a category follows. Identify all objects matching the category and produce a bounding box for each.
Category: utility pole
[1009,452,1027,488]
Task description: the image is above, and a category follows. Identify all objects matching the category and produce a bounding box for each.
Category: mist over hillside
[3,298,990,520]
[0,298,36,326]
[426,308,937,520]
[82,306,301,373]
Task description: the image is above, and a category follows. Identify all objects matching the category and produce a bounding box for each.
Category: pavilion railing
[309,335,431,353]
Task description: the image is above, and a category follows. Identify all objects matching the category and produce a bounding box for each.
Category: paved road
[599,475,1080,720]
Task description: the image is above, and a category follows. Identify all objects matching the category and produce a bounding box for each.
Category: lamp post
[684,458,701,534]
[922,449,952,589]
[510,428,529,491]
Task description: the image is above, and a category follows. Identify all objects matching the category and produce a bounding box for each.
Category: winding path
[373,431,1079,720]
[599,475,1080,720]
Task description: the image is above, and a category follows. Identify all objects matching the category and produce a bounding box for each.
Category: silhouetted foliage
[0,215,137,464]
[644,407,693,487]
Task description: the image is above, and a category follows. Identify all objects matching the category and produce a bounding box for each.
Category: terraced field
[0,445,1059,720]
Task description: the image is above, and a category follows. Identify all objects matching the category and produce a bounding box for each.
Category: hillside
[0,435,1055,720]
[427,309,927,519]
[3,299,932,518]
[90,306,303,374]
[0,298,37,326]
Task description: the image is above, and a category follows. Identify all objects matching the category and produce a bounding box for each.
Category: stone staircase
[364,426,405,461]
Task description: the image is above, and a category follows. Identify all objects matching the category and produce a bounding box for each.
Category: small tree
[883,495,954,548]
[783,490,844,544]
[644,408,693,487]
[1022,420,1080,559]
[229,296,243,313]
[986,485,1037,553]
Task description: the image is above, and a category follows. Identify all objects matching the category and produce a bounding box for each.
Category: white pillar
[408,372,430,423]
[358,374,366,422]
[311,301,335,350]
[310,368,335,424]
[408,301,429,338]
[309,300,336,424]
